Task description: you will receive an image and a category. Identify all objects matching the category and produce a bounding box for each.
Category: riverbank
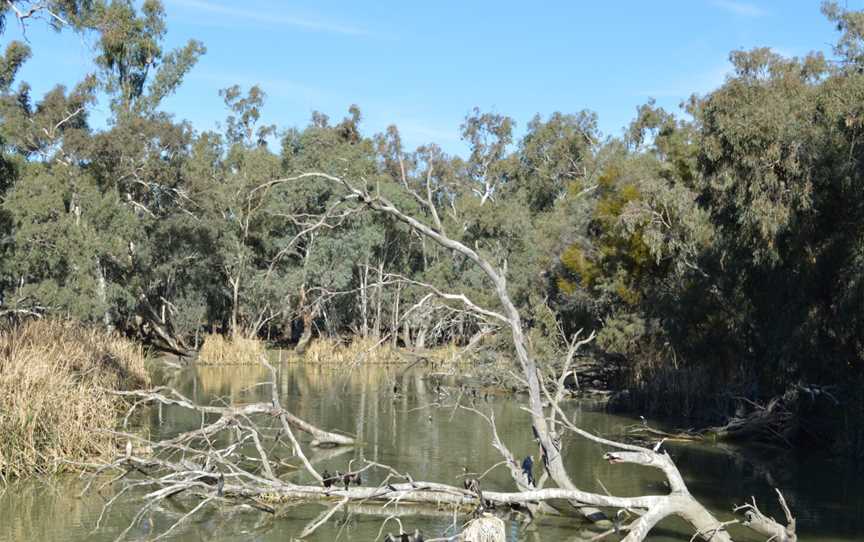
[0,320,149,479]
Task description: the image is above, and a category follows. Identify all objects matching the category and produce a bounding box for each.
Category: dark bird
[196,463,220,486]
[539,441,550,473]
[400,534,410,542]
[322,469,334,488]
[341,470,360,489]
[521,455,535,487]
[216,472,224,497]
[462,469,482,502]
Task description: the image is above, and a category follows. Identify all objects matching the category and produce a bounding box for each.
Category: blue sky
[6,0,855,155]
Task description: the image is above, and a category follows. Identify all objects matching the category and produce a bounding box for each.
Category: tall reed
[0,319,149,479]
[198,333,265,365]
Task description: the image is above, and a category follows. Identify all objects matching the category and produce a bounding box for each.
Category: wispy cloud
[711,0,769,17]
[167,0,373,37]
[635,61,733,99]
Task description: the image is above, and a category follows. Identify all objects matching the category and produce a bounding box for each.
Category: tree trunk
[95,259,113,330]
[391,282,401,348]
[415,322,427,350]
[229,275,241,339]
[360,261,369,339]
[373,259,384,339]
[295,310,314,355]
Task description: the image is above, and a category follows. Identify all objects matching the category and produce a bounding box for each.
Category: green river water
[0,362,861,541]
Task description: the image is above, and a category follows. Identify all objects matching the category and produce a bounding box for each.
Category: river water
[1,362,862,541]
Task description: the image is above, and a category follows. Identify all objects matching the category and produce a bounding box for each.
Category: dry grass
[0,319,149,479]
[198,333,265,365]
[299,337,404,365]
[295,337,483,367]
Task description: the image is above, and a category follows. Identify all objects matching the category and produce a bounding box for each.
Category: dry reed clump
[198,333,265,365]
[296,337,485,367]
[0,319,149,479]
[300,337,404,365]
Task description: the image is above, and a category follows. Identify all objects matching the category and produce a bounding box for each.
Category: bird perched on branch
[529,423,552,475]
[521,455,535,487]
[462,466,483,511]
[342,470,361,489]
[322,469,335,488]
[216,472,224,497]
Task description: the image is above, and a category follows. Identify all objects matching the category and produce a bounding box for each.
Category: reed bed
[299,337,405,365]
[296,337,482,367]
[0,319,149,479]
[198,334,265,365]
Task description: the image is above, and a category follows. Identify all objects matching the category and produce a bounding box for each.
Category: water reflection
[0,362,861,541]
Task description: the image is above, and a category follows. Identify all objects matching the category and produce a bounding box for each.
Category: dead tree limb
[111,384,353,448]
[734,489,797,542]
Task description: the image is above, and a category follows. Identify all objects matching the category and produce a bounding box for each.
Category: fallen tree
[78,172,799,541]
[80,356,796,541]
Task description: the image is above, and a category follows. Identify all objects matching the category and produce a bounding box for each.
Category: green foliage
[93,0,204,114]
[0,1,95,34]
[0,42,29,92]
[515,111,597,213]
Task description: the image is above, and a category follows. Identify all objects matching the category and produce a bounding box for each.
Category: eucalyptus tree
[0,0,203,348]
[279,108,416,346]
[690,31,864,421]
[460,107,514,205]
[179,85,286,339]
[0,0,93,33]
[0,1,96,317]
